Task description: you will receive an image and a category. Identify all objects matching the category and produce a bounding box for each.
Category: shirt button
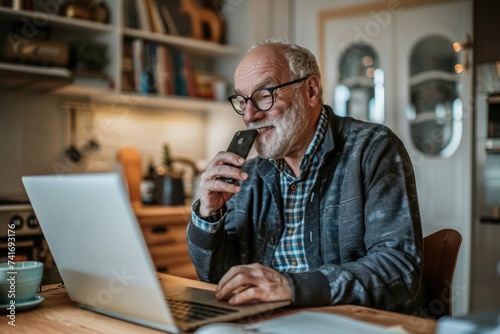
[288,229,293,235]
[269,236,276,245]
[290,184,297,191]
[291,260,297,266]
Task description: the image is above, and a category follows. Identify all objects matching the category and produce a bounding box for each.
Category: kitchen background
[0,0,499,318]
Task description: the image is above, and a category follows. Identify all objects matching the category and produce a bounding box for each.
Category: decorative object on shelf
[93,1,110,23]
[69,39,108,72]
[180,0,222,43]
[59,0,94,20]
[59,0,110,23]
[161,0,222,43]
[1,23,69,67]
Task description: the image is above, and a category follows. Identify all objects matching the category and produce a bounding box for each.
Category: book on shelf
[145,0,166,34]
[155,0,179,35]
[132,39,144,92]
[126,38,218,99]
[140,42,156,93]
[174,52,197,97]
[194,71,227,101]
[135,0,152,31]
[122,40,135,91]
[1,0,64,12]
[155,44,175,96]
[0,1,13,8]
[123,0,139,29]
[12,0,21,10]
[124,0,202,39]
[0,0,33,10]
[163,1,192,37]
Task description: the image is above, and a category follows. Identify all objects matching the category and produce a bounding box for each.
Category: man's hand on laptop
[214,263,292,305]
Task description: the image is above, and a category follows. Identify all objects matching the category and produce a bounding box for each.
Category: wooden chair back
[116,147,143,209]
[423,228,462,318]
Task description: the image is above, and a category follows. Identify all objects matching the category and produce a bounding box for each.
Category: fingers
[209,151,246,169]
[215,264,292,305]
[197,152,249,215]
[204,151,249,184]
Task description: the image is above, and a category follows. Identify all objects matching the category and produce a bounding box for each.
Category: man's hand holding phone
[218,129,257,184]
[196,129,257,217]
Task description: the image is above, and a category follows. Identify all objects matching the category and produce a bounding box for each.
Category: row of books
[0,0,36,10]
[122,39,224,100]
[124,0,190,36]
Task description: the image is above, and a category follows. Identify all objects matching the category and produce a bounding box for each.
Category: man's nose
[243,101,265,123]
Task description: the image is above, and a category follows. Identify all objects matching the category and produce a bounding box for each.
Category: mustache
[249,122,276,130]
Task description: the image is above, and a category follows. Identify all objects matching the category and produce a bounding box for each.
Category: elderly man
[187,39,426,315]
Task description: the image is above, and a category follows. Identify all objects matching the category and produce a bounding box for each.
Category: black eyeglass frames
[227,77,308,115]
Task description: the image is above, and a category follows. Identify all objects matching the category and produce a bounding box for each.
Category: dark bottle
[141,159,159,205]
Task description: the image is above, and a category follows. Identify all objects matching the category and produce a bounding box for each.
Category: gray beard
[254,96,308,160]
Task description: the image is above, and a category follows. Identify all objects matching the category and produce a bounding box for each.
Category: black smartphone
[219,129,258,184]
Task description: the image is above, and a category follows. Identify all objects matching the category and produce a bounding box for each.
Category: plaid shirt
[269,108,328,272]
[192,108,328,273]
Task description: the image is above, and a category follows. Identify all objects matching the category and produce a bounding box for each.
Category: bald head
[234,43,290,95]
[234,40,323,102]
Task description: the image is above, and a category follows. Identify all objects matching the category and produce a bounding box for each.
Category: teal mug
[0,261,44,304]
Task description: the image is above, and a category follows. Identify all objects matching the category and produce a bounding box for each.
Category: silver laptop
[22,172,289,333]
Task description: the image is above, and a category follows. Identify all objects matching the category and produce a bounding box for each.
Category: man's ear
[305,75,322,107]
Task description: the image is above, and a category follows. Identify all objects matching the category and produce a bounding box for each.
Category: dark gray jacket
[187,106,426,315]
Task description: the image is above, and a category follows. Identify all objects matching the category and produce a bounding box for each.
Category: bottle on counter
[141,158,159,205]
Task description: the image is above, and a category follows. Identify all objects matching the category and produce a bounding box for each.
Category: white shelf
[0,7,115,34]
[0,62,70,77]
[0,62,72,92]
[123,28,242,57]
[94,92,230,112]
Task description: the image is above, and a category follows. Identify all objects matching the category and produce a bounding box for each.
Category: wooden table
[0,274,436,334]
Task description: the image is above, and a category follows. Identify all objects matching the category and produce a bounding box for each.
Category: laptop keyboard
[166,298,238,324]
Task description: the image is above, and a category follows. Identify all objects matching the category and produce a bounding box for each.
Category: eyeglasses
[227,77,308,115]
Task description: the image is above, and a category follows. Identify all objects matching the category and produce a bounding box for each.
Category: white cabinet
[396,1,472,317]
[0,1,242,112]
[322,0,472,315]
[323,12,394,128]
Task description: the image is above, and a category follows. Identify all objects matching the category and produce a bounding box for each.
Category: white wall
[293,0,378,54]
[0,94,66,196]
[0,93,210,196]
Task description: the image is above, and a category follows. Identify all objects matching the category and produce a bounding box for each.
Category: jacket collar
[256,105,345,178]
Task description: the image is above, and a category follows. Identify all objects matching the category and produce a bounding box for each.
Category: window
[335,44,384,124]
[408,35,462,157]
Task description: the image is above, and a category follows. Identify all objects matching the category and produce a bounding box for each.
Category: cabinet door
[395,0,472,316]
[323,13,393,128]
